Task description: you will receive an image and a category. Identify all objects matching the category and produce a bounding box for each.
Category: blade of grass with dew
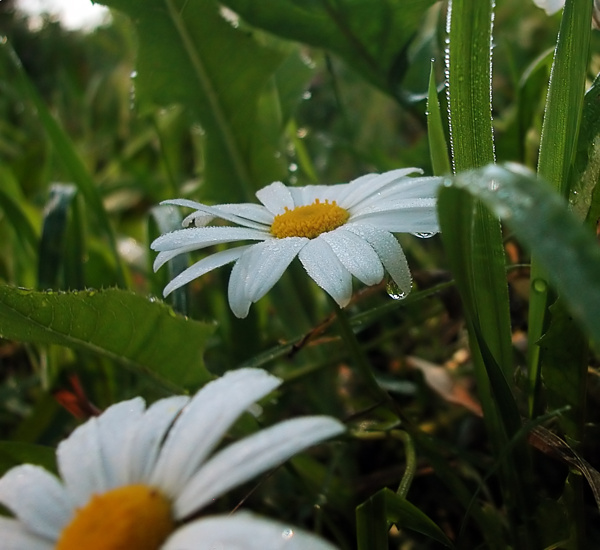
[426,62,451,176]
[38,184,77,290]
[528,0,592,414]
[2,41,126,288]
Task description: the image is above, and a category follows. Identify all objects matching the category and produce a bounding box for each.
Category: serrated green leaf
[221,0,437,100]
[98,0,286,202]
[0,286,214,390]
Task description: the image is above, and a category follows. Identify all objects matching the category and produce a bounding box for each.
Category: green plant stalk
[332,304,390,407]
[528,0,592,416]
[446,1,533,545]
[392,430,416,498]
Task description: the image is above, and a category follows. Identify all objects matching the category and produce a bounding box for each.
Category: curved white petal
[217,203,274,225]
[350,199,439,233]
[94,397,146,489]
[299,239,352,307]
[163,513,339,550]
[175,416,344,517]
[0,465,72,540]
[227,254,253,319]
[125,395,189,483]
[243,238,308,302]
[321,229,384,286]
[350,176,441,213]
[256,181,295,214]
[162,199,268,230]
[149,368,281,500]
[532,0,564,15]
[56,417,106,507]
[163,245,251,297]
[0,516,54,550]
[288,183,350,206]
[340,168,422,210]
[151,226,269,253]
[345,224,412,296]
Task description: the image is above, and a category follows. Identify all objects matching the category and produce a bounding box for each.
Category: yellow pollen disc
[56,484,175,550]
[270,199,350,239]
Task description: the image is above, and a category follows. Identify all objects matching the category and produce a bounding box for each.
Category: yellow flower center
[56,484,175,550]
[270,199,350,239]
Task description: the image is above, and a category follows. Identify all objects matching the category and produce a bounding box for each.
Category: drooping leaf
[0,285,214,390]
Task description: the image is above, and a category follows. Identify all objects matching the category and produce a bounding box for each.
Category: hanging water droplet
[386,279,407,300]
[281,528,294,540]
[414,232,436,239]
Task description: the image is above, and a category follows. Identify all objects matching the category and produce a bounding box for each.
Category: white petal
[256,181,295,214]
[345,224,412,296]
[95,397,146,489]
[56,417,106,507]
[175,416,344,517]
[163,245,251,297]
[0,516,54,550]
[242,238,308,302]
[227,254,253,319]
[288,183,350,206]
[217,203,274,225]
[321,229,384,285]
[340,168,423,210]
[151,226,269,253]
[125,395,190,483]
[298,239,352,307]
[163,513,339,550]
[162,199,268,230]
[0,465,72,540]
[350,199,439,233]
[532,0,564,15]
[350,176,441,212]
[149,368,281,500]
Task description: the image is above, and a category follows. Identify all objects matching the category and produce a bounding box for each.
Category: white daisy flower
[152,168,442,318]
[0,368,344,550]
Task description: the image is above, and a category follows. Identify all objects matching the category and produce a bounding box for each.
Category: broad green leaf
[221,0,437,99]
[0,442,56,477]
[0,285,214,390]
[356,488,454,549]
[99,0,286,202]
[448,163,600,351]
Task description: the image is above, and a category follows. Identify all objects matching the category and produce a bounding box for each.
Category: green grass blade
[528,0,593,412]
[2,41,126,288]
[426,62,451,176]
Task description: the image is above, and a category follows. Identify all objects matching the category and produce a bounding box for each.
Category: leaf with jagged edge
[0,286,214,390]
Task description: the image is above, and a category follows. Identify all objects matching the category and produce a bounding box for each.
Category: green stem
[392,430,416,498]
[332,304,390,406]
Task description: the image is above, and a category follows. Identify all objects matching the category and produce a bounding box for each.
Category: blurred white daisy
[152,168,442,318]
[533,0,600,27]
[0,368,344,550]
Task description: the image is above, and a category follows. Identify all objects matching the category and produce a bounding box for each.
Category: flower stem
[392,430,416,498]
[332,303,390,405]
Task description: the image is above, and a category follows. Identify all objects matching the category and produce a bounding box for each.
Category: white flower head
[532,0,564,15]
[0,368,344,550]
[152,168,442,318]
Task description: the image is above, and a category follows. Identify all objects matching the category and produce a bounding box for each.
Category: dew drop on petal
[282,528,294,540]
[386,279,407,300]
[413,232,436,239]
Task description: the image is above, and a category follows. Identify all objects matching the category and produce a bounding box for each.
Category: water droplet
[302,91,312,100]
[386,279,407,300]
[414,232,436,239]
[532,278,548,293]
[289,163,298,172]
[281,528,294,540]
[130,70,137,79]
